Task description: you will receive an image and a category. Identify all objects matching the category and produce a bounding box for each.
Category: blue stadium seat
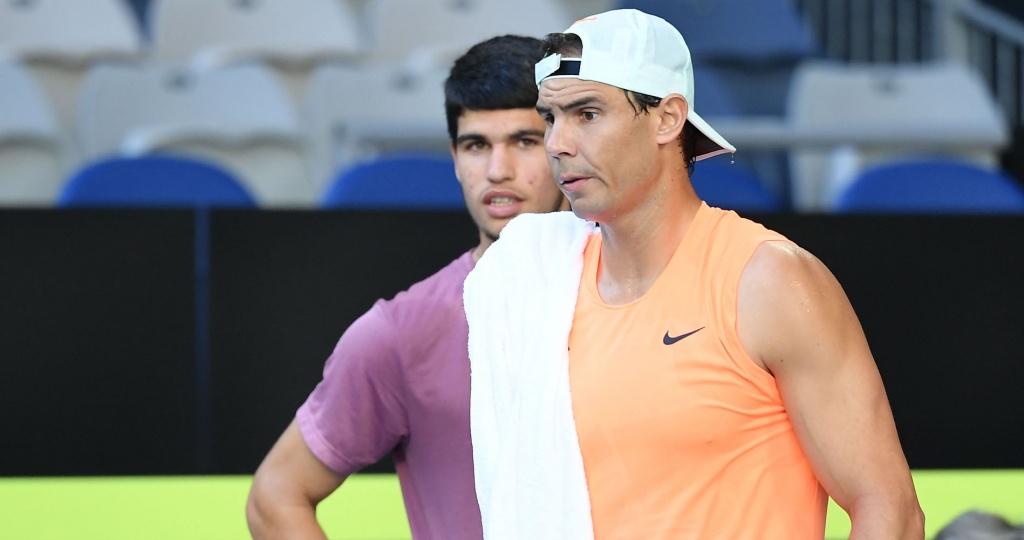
[321,154,464,210]
[692,160,782,212]
[691,65,742,118]
[835,158,1024,214]
[57,155,257,208]
[617,0,818,63]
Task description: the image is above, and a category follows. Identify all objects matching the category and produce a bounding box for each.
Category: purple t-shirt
[296,251,480,539]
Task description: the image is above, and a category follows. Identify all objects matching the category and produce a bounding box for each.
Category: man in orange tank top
[473,8,923,539]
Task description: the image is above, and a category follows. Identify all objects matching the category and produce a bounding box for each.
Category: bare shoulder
[738,240,864,375]
[741,240,835,292]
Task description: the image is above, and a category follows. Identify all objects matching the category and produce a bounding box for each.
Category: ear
[654,94,688,146]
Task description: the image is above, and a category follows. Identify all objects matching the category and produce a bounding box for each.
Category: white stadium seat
[76,62,316,207]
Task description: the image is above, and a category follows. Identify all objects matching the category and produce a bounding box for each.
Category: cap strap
[535,55,584,86]
[549,59,581,78]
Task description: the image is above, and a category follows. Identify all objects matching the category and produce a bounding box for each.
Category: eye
[580,110,597,122]
[518,138,539,148]
[462,141,486,152]
[543,113,554,125]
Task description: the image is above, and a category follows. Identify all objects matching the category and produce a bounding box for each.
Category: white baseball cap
[536,9,735,161]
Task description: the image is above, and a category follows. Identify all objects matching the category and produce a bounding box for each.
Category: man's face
[451,108,566,247]
[537,78,662,223]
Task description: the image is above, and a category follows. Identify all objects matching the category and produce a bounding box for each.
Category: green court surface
[0,470,1021,539]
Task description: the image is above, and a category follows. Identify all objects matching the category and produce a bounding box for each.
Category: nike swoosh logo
[663,326,705,345]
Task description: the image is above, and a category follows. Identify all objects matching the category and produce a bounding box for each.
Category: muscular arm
[246,419,345,540]
[738,242,924,539]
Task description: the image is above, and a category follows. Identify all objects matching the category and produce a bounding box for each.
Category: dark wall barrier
[762,214,1024,470]
[0,210,197,475]
[208,211,477,474]
[0,210,1021,475]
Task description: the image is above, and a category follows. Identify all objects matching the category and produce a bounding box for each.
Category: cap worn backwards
[535,8,735,161]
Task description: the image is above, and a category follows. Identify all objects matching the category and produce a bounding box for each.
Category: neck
[472,242,487,263]
[472,231,496,263]
[595,171,701,305]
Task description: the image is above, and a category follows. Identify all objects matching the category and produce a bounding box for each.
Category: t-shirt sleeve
[296,300,409,476]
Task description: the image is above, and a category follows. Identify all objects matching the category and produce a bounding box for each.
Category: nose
[545,119,575,159]
[486,143,514,183]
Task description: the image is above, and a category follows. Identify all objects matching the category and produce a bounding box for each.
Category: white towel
[464,211,597,540]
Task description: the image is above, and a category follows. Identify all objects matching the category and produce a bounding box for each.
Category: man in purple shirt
[246,35,567,539]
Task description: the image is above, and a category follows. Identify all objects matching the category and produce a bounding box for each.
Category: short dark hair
[444,35,546,143]
[541,32,698,174]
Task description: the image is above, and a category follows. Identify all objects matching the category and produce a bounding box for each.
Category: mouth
[483,191,523,206]
[482,191,525,218]
[558,175,591,192]
[486,195,520,206]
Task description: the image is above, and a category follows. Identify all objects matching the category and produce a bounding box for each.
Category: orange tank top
[568,203,827,539]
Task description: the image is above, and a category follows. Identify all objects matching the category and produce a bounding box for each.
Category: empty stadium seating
[787,61,1010,211]
[691,159,782,213]
[359,0,574,65]
[321,153,464,210]
[0,61,63,206]
[148,0,363,100]
[75,62,315,207]
[58,155,257,208]
[302,60,451,189]
[834,157,1024,214]
[0,0,143,170]
[0,0,1021,213]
